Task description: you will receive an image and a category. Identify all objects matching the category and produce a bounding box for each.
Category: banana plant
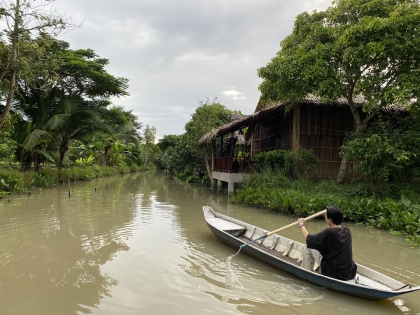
[75,154,95,167]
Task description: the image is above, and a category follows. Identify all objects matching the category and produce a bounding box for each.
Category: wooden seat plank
[206,218,246,231]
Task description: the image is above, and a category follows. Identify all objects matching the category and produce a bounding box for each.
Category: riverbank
[2,166,419,247]
[0,165,140,198]
[229,170,420,247]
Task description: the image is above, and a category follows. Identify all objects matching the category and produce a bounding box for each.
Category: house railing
[213,157,252,173]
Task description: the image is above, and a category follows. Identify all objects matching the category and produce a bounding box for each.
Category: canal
[0,171,419,314]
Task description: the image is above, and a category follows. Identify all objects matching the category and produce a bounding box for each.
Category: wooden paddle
[238,209,327,250]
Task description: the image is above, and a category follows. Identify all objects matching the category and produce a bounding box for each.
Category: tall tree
[94,106,141,166]
[184,99,234,179]
[0,0,75,129]
[14,38,130,170]
[141,124,156,168]
[258,0,420,183]
[20,99,99,170]
[0,115,18,168]
[156,134,194,177]
[47,106,100,170]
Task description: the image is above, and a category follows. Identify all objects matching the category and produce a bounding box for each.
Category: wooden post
[212,139,215,171]
[220,135,223,159]
[292,103,301,153]
[230,132,234,172]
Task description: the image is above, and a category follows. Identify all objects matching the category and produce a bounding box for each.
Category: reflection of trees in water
[1,223,128,314]
[0,171,227,314]
[136,171,223,205]
[0,173,141,315]
[126,171,216,209]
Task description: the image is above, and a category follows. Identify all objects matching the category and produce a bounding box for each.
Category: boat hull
[204,206,420,301]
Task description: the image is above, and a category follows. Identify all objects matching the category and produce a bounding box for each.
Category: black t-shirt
[306,227,357,280]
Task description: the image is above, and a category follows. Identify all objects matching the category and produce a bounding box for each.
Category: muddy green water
[0,172,419,315]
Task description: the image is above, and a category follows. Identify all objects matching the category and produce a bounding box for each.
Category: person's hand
[297,218,305,225]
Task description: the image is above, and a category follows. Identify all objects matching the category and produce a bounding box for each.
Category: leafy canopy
[258,0,420,114]
[157,99,236,180]
[184,98,234,144]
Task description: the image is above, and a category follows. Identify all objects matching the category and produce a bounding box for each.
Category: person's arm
[297,218,309,240]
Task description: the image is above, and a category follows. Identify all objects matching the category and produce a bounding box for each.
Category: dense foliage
[248,0,420,245]
[0,118,18,169]
[0,15,156,195]
[341,113,420,197]
[258,0,420,182]
[252,148,319,179]
[231,145,420,246]
[0,165,137,197]
[156,99,236,182]
[0,0,75,129]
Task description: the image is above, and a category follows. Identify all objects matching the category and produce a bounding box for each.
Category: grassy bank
[0,165,141,197]
[229,170,420,247]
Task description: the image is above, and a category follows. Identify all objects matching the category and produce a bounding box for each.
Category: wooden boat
[203,206,420,301]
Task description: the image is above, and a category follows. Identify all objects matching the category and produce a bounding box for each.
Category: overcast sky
[53,0,332,139]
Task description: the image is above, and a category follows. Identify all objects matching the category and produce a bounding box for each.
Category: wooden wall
[251,110,292,156]
[299,104,354,178]
[250,104,355,179]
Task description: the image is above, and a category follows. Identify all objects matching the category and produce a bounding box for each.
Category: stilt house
[199,95,402,194]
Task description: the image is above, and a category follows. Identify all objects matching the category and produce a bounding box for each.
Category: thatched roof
[254,94,363,111]
[199,94,407,144]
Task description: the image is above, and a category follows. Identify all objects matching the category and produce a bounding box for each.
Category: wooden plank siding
[251,110,292,156]
[249,104,354,178]
[200,96,406,180]
[299,104,354,178]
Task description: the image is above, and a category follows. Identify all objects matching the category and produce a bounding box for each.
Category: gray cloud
[54,0,332,138]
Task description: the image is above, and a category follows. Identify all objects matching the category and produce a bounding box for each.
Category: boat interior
[204,206,412,292]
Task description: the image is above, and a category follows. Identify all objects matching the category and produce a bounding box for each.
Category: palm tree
[20,98,102,170]
[12,37,130,170]
[92,106,141,166]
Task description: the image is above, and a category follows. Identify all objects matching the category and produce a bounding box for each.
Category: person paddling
[297,206,357,281]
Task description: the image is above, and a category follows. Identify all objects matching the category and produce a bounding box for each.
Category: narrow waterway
[0,171,419,315]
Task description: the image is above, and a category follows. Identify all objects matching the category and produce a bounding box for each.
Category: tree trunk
[336,117,366,184]
[34,152,41,172]
[58,150,65,170]
[203,144,212,180]
[104,145,112,165]
[0,1,20,130]
[336,93,367,184]
[23,152,33,171]
[58,138,69,170]
[336,154,350,184]
[0,71,17,130]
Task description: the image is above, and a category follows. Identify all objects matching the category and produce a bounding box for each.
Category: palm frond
[32,149,55,163]
[70,110,99,122]
[113,134,140,146]
[45,114,70,130]
[23,129,51,150]
[56,98,79,114]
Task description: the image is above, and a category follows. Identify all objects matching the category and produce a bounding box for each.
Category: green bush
[341,115,420,198]
[0,169,31,195]
[252,150,287,172]
[0,124,19,170]
[33,170,59,187]
[252,149,319,179]
[0,165,140,198]
[230,170,420,246]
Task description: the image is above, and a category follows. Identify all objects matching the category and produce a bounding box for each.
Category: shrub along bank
[229,170,420,247]
[0,165,140,197]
